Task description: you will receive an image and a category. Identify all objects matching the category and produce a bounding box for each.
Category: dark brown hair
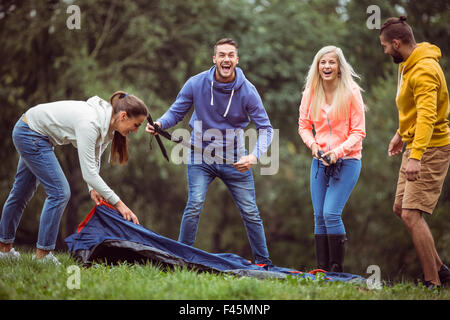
[109,91,148,165]
[214,38,239,55]
[380,16,415,45]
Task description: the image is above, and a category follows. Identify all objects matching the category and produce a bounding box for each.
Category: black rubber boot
[438,264,450,287]
[314,234,329,271]
[328,234,347,272]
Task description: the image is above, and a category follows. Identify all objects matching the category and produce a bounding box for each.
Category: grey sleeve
[75,123,120,205]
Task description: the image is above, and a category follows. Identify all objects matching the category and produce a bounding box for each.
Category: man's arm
[409,67,439,161]
[157,79,194,130]
[246,89,273,159]
[233,89,273,172]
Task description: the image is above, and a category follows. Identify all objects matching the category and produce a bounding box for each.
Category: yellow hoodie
[396,42,450,160]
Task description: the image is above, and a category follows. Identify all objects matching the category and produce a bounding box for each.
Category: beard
[391,49,404,64]
[218,68,234,79]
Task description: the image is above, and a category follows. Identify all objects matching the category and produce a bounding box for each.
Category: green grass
[0,251,448,300]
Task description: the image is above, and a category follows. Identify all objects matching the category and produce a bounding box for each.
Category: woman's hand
[311,143,336,166]
[90,190,105,205]
[320,151,337,166]
[114,200,139,224]
[311,143,320,159]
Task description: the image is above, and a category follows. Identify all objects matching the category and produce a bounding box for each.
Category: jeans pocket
[31,136,53,152]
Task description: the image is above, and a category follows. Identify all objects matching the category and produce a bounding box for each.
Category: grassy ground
[0,251,448,301]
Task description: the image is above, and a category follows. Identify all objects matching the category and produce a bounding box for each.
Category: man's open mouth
[221,65,232,72]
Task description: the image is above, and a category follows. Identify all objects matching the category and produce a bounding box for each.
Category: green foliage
[0,0,448,282]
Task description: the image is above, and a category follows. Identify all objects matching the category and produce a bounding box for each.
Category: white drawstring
[396,65,405,98]
[223,88,234,117]
[210,81,214,106]
[210,80,234,117]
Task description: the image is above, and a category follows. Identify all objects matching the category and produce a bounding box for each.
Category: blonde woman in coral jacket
[298,45,366,273]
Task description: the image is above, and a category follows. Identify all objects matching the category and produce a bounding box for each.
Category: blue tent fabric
[65,204,365,283]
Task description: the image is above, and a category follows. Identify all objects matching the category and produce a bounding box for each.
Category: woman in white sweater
[0,91,148,263]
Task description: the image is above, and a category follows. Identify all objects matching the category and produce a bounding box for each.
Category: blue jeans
[310,158,361,235]
[178,160,271,265]
[0,118,71,250]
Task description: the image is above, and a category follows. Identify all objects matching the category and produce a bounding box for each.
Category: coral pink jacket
[298,87,366,159]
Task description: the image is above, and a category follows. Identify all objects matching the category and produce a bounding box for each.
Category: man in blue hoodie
[146,38,273,265]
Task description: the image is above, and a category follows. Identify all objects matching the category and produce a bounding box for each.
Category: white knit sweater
[25,96,119,205]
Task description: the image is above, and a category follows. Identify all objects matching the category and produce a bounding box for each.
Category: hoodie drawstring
[396,65,405,98]
[210,81,214,106]
[223,88,234,117]
[210,81,235,118]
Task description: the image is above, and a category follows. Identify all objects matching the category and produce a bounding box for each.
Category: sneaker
[0,248,21,260]
[32,252,61,265]
[438,264,450,287]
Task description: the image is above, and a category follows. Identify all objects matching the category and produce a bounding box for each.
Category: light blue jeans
[310,158,361,235]
[0,118,71,250]
[178,159,271,265]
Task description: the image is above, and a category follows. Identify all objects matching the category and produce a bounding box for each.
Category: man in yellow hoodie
[380,16,450,289]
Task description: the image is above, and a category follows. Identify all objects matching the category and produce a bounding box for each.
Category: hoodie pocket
[406,124,416,139]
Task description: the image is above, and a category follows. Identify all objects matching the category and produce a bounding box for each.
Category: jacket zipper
[326,113,332,152]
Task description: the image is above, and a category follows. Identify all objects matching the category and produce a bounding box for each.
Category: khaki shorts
[395,144,450,214]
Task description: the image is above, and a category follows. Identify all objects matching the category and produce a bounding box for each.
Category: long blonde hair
[303,46,363,121]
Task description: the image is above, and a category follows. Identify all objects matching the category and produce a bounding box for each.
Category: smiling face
[115,112,146,137]
[318,51,340,83]
[213,43,239,83]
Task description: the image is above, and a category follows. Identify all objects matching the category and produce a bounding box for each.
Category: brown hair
[109,91,148,165]
[380,16,415,45]
[214,38,239,55]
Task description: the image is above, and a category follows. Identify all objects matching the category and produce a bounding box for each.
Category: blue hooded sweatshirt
[157,66,273,160]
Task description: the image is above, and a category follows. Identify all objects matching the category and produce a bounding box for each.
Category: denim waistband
[14,115,50,141]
